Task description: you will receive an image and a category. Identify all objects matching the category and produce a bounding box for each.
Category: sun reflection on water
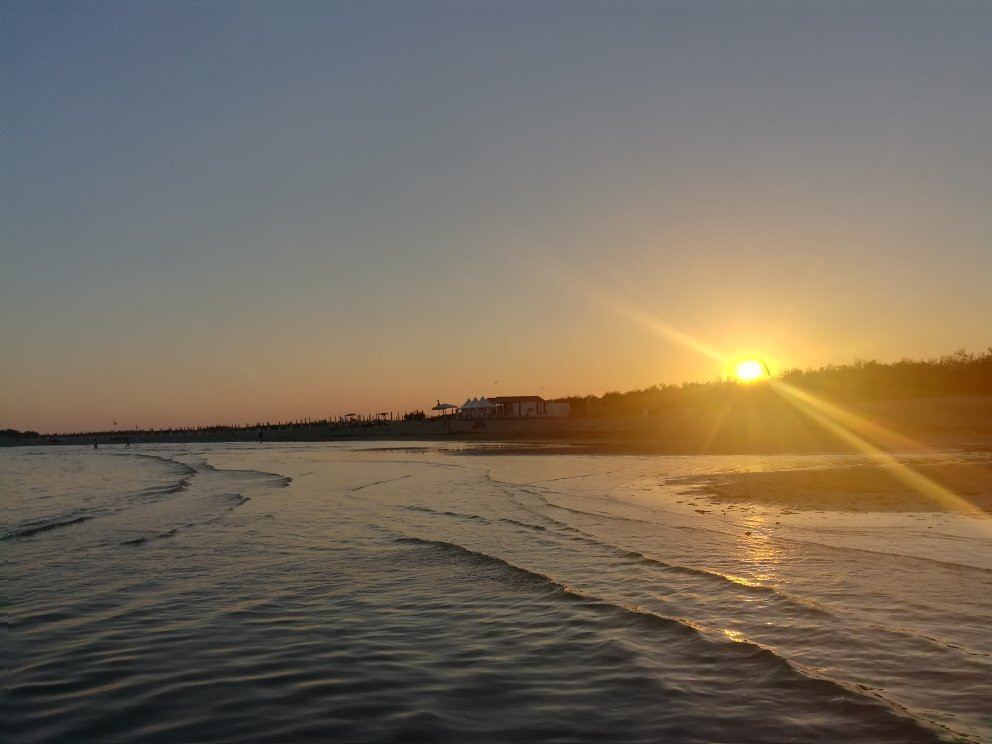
[735,515,783,585]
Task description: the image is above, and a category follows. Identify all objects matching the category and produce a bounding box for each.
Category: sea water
[4,443,991,743]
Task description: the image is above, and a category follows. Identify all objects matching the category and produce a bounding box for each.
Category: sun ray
[771,380,991,523]
[771,381,926,453]
[697,395,737,455]
[574,277,988,525]
[576,281,727,364]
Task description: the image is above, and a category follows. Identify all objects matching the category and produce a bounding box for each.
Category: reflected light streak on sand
[771,380,991,524]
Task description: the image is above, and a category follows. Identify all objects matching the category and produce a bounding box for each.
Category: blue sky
[3,1,991,431]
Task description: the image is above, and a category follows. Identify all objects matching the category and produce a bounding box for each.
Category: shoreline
[13,432,992,455]
[8,396,992,456]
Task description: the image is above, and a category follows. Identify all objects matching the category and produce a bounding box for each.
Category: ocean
[4,443,990,743]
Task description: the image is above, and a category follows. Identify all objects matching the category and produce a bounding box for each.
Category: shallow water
[4,443,991,743]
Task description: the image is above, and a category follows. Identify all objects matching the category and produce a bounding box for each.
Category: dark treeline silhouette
[553,348,992,418]
[9,411,429,443]
[2,428,40,440]
[779,349,992,401]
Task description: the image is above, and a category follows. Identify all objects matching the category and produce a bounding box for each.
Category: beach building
[449,395,571,419]
[488,395,547,418]
[459,397,497,418]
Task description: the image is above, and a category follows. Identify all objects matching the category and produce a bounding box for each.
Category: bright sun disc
[735,359,766,382]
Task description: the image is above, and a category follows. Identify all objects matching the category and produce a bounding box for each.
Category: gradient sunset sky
[3,1,991,432]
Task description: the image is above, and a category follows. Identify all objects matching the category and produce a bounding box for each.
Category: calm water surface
[4,443,991,743]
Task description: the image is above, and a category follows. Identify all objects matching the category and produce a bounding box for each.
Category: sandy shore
[681,461,992,513]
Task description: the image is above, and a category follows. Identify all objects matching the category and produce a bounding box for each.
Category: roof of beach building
[460,397,496,409]
[487,395,546,404]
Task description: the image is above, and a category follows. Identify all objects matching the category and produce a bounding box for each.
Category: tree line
[553,348,992,418]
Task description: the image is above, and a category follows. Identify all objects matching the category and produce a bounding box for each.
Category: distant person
[125,438,131,448]
[93,439,98,449]
[259,429,264,443]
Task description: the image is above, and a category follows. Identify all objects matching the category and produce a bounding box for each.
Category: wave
[865,622,991,660]
[389,532,820,649]
[354,446,434,453]
[220,493,250,509]
[4,513,97,540]
[394,534,563,589]
[350,474,411,492]
[775,534,992,574]
[528,468,626,484]
[516,486,969,602]
[498,517,548,532]
[122,452,197,478]
[404,505,490,523]
[110,453,198,505]
[192,459,293,487]
[332,456,465,475]
[508,498,989,662]
[504,472,984,575]
[119,493,247,545]
[508,500,845,622]
[121,528,178,546]
[389,532,945,741]
[532,488,992,574]
[128,478,191,503]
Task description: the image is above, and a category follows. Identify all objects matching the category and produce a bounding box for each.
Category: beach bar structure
[431,400,458,417]
[447,395,571,419]
[487,395,547,417]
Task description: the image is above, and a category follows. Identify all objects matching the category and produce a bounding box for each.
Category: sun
[735,358,767,382]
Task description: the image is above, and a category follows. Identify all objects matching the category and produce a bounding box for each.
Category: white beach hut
[460,396,496,418]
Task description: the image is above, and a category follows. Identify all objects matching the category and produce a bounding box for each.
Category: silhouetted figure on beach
[93,439,98,449]
[259,429,264,443]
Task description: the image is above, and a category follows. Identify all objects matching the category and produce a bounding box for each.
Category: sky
[3,0,991,432]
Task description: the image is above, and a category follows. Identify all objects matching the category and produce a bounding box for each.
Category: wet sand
[682,461,992,513]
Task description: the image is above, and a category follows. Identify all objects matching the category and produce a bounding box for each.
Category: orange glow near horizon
[584,282,991,527]
[570,275,789,387]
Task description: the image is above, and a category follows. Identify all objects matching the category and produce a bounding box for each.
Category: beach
[7,2,992,741]
[679,460,992,513]
[5,442,991,743]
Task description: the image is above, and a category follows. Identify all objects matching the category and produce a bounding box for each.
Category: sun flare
[735,359,767,382]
